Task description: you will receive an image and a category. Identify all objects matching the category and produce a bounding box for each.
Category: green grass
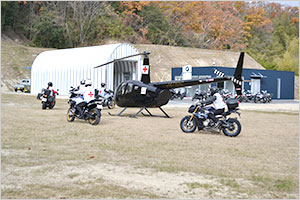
[252,175,297,193]
[274,179,294,192]
[184,182,215,190]
[220,178,239,188]
[67,173,80,179]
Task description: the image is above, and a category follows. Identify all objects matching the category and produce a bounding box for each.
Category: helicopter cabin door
[113,60,137,90]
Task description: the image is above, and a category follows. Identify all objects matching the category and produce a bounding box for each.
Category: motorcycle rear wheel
[42,102,46,109]
[67,108,75,122]
[180,115,196,133]
[88,108,101,125]
[222,118,241,137]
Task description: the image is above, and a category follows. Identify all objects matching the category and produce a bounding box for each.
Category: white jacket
[98,87,106,98]
[213,93,226,109]
[83,86,96,103]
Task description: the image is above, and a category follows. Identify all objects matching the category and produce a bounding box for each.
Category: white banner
[182,65,192,80]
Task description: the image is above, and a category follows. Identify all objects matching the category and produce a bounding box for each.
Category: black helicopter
[94,51,244,118]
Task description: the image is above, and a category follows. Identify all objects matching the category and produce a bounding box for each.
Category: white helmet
[85,79,92,87]
[80,79,86,85]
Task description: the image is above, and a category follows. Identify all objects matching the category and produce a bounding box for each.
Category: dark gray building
[172,66,294,99]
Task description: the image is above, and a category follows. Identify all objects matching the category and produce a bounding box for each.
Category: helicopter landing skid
[108,106,170,118]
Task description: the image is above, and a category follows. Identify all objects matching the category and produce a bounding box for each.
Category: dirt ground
[1,93,299,199]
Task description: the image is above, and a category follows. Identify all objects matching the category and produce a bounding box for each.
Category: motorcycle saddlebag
[44,89,51,96]
[226,98,239,110]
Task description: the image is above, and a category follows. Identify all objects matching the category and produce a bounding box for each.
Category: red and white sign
[142,65,149,74]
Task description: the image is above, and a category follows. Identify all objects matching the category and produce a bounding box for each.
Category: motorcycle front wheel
[108,100,115,109]
[180,115,197,133]
[263,98,267,103]
[254,97,258,103]
[67,108,75,122]
[88,108,101,125]
[268,98,272,103]
[222,118,241,137]
[49,101,55,109]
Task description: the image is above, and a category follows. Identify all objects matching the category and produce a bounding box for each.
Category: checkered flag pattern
[214,68,242,86]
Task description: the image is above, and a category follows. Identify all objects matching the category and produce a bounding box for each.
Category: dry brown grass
[1,93,299,199]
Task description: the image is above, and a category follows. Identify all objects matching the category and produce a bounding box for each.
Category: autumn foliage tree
[158,1,246,50]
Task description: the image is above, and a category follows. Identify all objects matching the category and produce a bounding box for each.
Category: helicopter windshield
[116,83,127,96]
[125,83,133,94]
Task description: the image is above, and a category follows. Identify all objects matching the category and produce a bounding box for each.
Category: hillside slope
[1,34,52,91]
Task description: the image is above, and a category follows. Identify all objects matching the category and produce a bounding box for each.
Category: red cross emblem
[143,66,148,72]
[142,65,149,74]
[88,91,93,97]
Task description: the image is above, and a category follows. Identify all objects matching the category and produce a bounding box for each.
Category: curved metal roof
[31,43,142,95]
[32,44,122,70]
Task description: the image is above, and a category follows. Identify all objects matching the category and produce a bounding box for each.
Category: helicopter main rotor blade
[94,51,150,69]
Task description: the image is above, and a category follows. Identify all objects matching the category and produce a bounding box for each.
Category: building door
[277,78,281,99]
[224,81,235,94]
[123,72,131,81]
[251,78,261,94]
[113,60,137,90]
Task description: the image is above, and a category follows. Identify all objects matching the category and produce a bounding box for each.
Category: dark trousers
[76,102,87,116]
[208,107,225,123]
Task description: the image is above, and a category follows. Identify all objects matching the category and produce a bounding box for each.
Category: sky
[268,1,299,7]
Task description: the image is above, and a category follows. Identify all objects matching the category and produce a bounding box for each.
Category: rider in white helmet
[199,86,226,127]
[72,79,86,113]
[77,79,86,93]
[98,82,108,98]
[75,79,98,118]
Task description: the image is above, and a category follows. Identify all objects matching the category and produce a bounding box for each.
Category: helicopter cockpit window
[134,85,139,90]
[117,83,127,96]
[121,83,127,95]
[125,83,133,94]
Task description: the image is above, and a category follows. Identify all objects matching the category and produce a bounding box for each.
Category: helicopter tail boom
[152,52,245,93]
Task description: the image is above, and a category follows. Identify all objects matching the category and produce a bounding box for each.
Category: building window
[175,76,182,81]
[217,82,224,89]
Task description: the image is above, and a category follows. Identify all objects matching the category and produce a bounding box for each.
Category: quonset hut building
[31,43,142,95]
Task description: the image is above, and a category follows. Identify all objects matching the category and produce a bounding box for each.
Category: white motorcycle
[102,89,115,109]
[67,87,103,125]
